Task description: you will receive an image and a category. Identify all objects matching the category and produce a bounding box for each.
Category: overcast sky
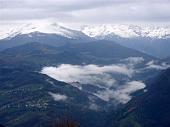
[0,0,170,27]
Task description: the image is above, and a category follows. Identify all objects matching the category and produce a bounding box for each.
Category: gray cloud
[123,57,144,65]
[146,60,170,70]
[89,103,99,111]
[113,81,145,103]
[48,92,67,101]
[0,0,139,10]
[95,81,145,103]
[0,0,170,25]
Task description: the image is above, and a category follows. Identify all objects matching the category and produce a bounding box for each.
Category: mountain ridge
[82,24,170,39]
[0,22,89,40]
[1,23,170,40]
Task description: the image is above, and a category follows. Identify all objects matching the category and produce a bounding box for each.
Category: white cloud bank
[48,92,67,101]
[94,81,145,104]
[113,81,145,103]
[41,63,146,104]
[41,58,170,104]
[41,64,134,87]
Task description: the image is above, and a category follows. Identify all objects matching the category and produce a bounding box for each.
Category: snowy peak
[1,23,170,40]
[81,24,170,39]
[0,22,87,40]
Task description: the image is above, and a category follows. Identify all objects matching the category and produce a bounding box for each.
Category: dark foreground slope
[112,68,170,127]
[0,66,108,127]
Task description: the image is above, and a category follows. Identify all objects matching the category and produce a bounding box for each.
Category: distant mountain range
[1,23,170,40]
[0,39,169,127]
[82,25,170,39]
[0,22,170,58]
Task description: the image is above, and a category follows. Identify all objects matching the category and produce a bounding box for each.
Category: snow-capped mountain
[0,22,88,40]
[1,23,170,40]
[81,24,170,39]
[81,24,170,58]
[1,23,170,58]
